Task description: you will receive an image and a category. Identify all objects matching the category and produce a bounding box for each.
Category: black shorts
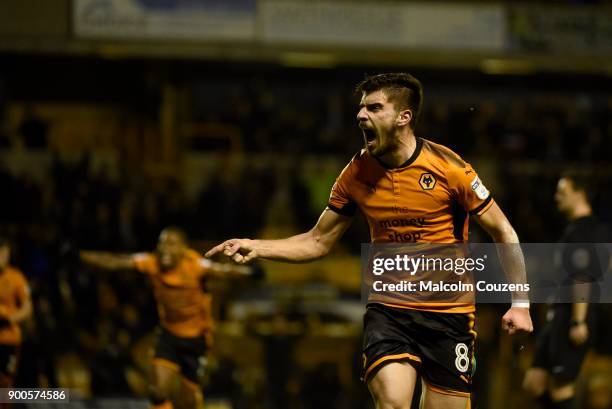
[532,306,591,384]
[153,328,208,383]
[0,344,19,377]
[362,304,476,397]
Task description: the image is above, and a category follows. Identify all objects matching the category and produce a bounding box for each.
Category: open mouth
[363,128,376,143]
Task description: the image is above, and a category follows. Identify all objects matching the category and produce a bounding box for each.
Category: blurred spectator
[18,104,48,149]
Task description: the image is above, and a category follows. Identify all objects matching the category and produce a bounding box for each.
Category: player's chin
[365,140,379,154]
[368,144,387,157]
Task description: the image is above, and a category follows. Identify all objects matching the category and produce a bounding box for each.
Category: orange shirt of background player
[133,249,212,338]
[0,266,30,345]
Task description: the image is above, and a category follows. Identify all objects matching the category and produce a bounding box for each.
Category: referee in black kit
[523,170,610,409]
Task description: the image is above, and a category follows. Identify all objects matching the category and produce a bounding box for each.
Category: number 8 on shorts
[455,343,470,373]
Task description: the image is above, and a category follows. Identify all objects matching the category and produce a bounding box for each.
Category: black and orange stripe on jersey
[328,137,494,313]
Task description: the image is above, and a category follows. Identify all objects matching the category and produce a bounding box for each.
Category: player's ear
[397,109,412,127]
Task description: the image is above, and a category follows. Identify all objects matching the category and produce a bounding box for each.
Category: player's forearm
[210,262,252,277]
[571,302,588,322]
[253,229,330,262]
[80,251,134,271]
[492,228,529,303]
[11,300,32,324]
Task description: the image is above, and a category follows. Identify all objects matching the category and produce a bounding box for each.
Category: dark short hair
[160,226,187,243]
[561,169,596,203]
[355,73,424,127]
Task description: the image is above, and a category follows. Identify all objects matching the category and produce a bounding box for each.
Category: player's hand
[501,307,533,334]
[569,323,588,346]
[206,239,258,264]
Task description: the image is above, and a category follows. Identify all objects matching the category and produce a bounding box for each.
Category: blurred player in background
[0,236,32,406]
[80,227,262,409]
[207,73,533,409]
[523,171,610,409]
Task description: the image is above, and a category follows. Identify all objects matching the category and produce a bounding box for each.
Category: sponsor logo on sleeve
[470,176,480,190]
[470,176,489,200]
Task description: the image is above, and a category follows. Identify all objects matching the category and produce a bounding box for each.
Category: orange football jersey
[133,249,213,338]
[328,137,494,313]
[0,266,30,345]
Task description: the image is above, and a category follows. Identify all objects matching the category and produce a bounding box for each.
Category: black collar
[375,137,423,169]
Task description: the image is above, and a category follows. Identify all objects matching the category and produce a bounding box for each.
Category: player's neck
[567,203,592,221]
[379,132,417,168]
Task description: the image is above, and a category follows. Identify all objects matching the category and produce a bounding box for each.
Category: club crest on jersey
[419,173,436,190]
[470,176,489,200]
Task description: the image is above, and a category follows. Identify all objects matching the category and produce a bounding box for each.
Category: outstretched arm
[475,202,533,334]
[10,295,32,325]
[204,259,264,279]
[205,208,353,264]
[80,250,136,271]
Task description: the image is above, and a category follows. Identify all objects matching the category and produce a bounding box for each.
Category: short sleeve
[449,162,493,216]
[132,253,157,274]
[327,159,357,217]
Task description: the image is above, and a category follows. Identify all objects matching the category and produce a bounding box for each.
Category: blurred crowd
[1,68,611,408]
[191,76,612,165]
[190,74,612,241]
